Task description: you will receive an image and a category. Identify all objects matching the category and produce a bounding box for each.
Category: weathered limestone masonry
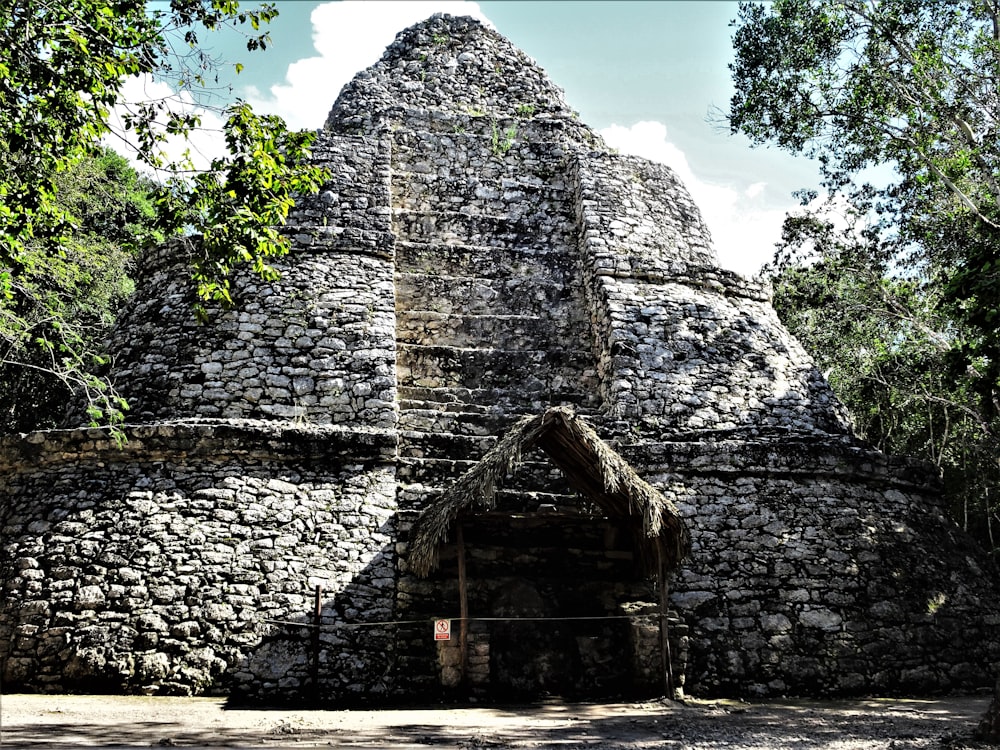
[1,14,998,702]
[0,424,397,698]
[106,132,398,428]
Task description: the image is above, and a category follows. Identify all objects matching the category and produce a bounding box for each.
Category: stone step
[396,344,599,399]
[397,427,495,459]
[395,431,598,495]
[394,239,584,278]
[391,125,577,179]
[395,271,587,317]
[397,397,495,415]
[397,397,600,420]
[390,169,576,197]
[391,208,575,248]
[397,484,588,520]
[390,164,573,195]
[387,107,594,146]
[396,456,581,500]
[394,456,489,491]
[390,171,572,216]
[395,310,587,350]
[396,407,519,437]
[397,385,601,413]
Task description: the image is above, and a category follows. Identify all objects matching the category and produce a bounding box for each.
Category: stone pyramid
[0,14,996,702]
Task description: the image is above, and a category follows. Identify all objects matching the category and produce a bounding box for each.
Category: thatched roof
[408,407,690,577]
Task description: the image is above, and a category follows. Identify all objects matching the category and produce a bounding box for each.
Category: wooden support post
[658,545,674,698]
[456,523,469,687]
[311,584,322,703]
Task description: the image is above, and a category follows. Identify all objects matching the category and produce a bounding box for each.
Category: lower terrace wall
[0,422,398,699]
[2,420,998,701]
[624,430,1000,698]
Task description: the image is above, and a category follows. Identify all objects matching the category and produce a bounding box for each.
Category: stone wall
[105,134,398,430]
[574,153,853,434]
[629,435,1000,697]
[0,423,397,697]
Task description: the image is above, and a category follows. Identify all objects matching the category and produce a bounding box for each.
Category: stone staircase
[387,117,607,688]
[390,117,601,515]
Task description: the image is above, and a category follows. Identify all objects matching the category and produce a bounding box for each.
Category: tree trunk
[975,677,1000,742]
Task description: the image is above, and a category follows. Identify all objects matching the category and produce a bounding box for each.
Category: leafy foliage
[730,0,1000,408]
[730,0,1000,553]
[0,148,156,432]
[0,1,327,431]
[154,102,327,321]
[768,212,1000,550]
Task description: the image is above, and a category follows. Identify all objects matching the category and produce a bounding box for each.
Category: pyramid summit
[0,15,997,702]
[327,14,584,129]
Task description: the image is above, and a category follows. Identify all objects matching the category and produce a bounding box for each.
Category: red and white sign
[434,619,451,641]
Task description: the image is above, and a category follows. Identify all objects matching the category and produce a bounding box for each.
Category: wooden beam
[658,543,674,698]
[311,584,322,704]
[457,523,469,687]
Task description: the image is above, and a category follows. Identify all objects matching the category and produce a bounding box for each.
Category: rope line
[265,613,667,630]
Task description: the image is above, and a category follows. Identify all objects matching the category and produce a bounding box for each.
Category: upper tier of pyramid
[326,14,598,145]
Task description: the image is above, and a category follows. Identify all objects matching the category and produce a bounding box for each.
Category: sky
[131,1,830,277]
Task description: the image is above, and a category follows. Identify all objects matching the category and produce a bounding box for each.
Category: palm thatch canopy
[408,407,690,577]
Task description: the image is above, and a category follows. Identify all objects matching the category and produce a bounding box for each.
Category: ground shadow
[1,695,990,748]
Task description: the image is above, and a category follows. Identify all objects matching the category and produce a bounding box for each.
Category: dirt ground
[0,693,995,749]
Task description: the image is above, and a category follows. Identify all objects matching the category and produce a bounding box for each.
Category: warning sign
[434,619,451,641]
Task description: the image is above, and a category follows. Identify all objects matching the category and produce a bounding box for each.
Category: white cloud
[108,2,492,171]
[245,1,492,131]
[599,121,793,277]
[106,74,227,177]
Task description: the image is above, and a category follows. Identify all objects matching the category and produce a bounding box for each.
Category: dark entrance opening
[408,408,691,700]
[460,513,643,700]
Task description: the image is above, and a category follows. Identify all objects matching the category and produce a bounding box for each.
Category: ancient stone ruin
[1,15,998,702]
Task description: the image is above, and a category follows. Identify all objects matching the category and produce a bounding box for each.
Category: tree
[729,0,1000,413]
[0,0,327,429]
[153,102,326,322]
[768,210,1000,550]
[0,148,155,432]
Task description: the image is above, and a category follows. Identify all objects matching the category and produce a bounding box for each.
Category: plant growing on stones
[515,103,536,118]
[490,120,517,157]
[291,400,312,428]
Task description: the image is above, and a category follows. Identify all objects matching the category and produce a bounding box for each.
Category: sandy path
[0,693,991,749]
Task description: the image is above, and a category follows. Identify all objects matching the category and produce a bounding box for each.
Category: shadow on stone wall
[0,424,398,699]
[227,512,688,707]
[226,531,401,707]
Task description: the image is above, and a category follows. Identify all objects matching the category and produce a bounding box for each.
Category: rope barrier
[264,612,666,630]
